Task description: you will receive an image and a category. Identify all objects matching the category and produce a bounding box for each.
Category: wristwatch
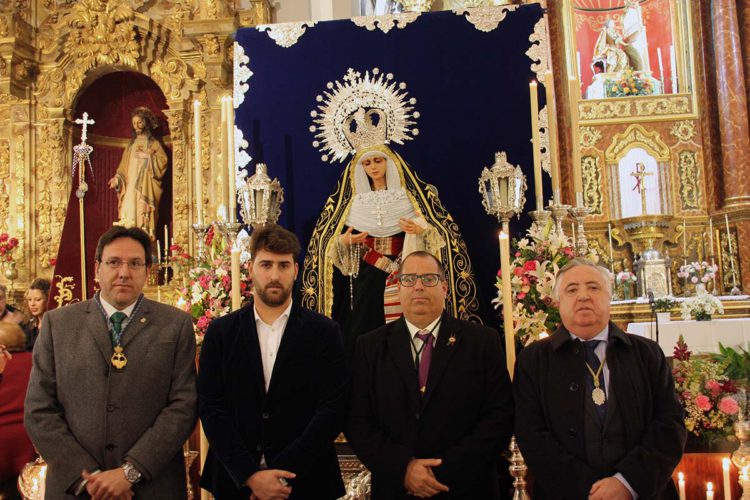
[122,462,142,484]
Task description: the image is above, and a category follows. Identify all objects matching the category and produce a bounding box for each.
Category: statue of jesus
[108,106,168,237]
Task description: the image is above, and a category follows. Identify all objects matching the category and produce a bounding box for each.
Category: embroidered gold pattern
[453,5,519,33]
[257,22,317,48]
[351,12,420,34]
[677,150,701,210]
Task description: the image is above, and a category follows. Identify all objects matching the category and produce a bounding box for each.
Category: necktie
[583,340,607,424]
[110,311,127,347]
[415,331,434,394]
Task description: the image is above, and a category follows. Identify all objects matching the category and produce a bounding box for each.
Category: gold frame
[562,0,699,125]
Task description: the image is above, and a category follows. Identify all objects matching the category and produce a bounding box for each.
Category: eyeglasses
[102,259,147,270]
[399,273,443,287]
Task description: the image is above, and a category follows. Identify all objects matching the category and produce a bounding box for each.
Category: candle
[576,51,581,80]
[707,481,714,500]
[709,218,715,259]
[608,223,614,264]
[227,96,237,224]
[678,472,686,500]
[499,232,515,379]
[657,48,664,80]
[726,214,738,286]
[669,45,677,94]
[193,100,204,225]
[157,240,162,264]
[164,224,169,255]
[231,246,241,311]
[543,71,561,204]
[530,81,543,212]
[220,97,230,212]
[722,458,731,500]
[683,219,687,255]
[568,77,583,203]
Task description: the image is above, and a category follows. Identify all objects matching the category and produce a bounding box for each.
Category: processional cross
[75,112,95,144]
[630,162,652,215]
[72,111,95,301]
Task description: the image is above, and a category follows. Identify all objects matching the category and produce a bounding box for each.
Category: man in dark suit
[347,250,514,499]
[198,224,347,500]
[25,226,197,499]
[514,258,686,499]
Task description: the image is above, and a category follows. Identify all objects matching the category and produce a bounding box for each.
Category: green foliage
[653,297,676,312]
[712,343,750,383]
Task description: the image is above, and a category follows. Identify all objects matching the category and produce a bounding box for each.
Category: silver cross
[74,112,95,144]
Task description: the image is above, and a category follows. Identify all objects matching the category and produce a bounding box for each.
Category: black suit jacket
[198,302,347,499]
[346,313,514,499]
[513,322,686,499]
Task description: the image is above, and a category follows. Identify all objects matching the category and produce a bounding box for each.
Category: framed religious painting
[563,0,697,109]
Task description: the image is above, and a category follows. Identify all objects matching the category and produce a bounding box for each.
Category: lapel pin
[447,335,456,346]
[140,317,147,323]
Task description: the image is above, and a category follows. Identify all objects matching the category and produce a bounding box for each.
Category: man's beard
[255,282,292,307]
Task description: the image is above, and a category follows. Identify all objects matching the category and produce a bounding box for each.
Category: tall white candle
[670,45,677,93]
[220,97,230,212]
[678,472,686,500]
[227,96,237,224]
[231,246,241,310]
[157,240,162,264]
[193,100,204,225]
[499,232,515,379]
[722,458,731,500]
[683,219,687,255]
[709,218,715,258]
[164,224,169,255]
[569,77,583,204]
[608,223,614,264]
[707,481,714,500]
[576,51,581,80]
[530,81,543,212]
[544,71,561,204]
[657,48,664,80]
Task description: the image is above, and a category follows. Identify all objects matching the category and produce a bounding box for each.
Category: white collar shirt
[254,301,293,391]
[405,316,442,362]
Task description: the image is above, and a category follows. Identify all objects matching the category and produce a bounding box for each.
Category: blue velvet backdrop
[235,5,549,324]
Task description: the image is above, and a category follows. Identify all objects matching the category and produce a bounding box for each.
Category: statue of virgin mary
[301,68,479,358]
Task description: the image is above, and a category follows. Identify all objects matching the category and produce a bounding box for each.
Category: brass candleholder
[509,437,530,500]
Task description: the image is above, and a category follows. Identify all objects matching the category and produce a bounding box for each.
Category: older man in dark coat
[514,258,686,499]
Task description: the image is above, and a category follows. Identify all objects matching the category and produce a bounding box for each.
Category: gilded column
[712,0,750,207]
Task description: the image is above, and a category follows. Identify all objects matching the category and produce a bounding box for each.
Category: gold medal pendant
[111,346,128,369]
[592,387,606,406]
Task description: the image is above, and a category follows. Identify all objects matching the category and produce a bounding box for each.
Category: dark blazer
[198,301,347,499]
[24,297,197,499]
[347,313,514,499]
[513,322,686,499]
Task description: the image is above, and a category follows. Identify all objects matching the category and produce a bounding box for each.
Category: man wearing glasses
[347,251,514,499]
[25,226,197,499]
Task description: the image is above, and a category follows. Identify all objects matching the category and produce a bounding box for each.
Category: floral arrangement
[681,289,724,321]
[605,69,655,97]
[0,233,19,263]
[653,297,677,313]
[173,226,253,343]
[677,261,719,285]
[673,335,741,443]
[615,270,637,286]
[493,221,599,345]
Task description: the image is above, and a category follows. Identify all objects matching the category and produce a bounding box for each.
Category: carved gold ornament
[526,17,548,79]
[453,5,519,32]
[149,58,188,100]
[0,15,8,37]
[310,68,419,163]
[351,12,420,34]
[257,21,317,48]
[580,126,602,149]
[61,0,140,103]
[234,42,253,108]
[670,120,696,143]
[604,124,670,163]
[580,95,692,121]
[582,156,602,215]
[36,67,65,107]
[53,275,77,308]
[677,150,701,210]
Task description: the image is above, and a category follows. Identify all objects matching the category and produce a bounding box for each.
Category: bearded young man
[198,224,347,500]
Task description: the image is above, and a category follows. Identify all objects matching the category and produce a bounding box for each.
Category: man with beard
[198,224,347,500]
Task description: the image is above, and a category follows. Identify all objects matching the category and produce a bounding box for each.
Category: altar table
[626,317,750,355]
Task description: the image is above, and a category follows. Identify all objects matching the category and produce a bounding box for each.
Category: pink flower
[691,276,699,284]
[718,396,740,415]
[196,315,210,331]
[513,267,524,277]
[515,251,521,257]
[517,292,526,300]
[199,275,211,290]
[695,394,713,411]
[523,261,537,272]
[705,379,722,397]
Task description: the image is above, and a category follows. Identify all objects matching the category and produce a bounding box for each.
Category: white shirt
[405,316,441,362]
[254,301,292,391]
[99,295,138,332]
[569,325,638,499]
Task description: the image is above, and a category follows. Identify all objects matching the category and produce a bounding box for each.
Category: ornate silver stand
[568,205,593,256]
[733,420,750,498]
[191,223,210,261]
[529,209,551,231]
[509,437,530,500]
[217,222,243,248]
[548,201,571,237]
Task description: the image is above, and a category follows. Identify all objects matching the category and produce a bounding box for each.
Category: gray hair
[551,257,612,301]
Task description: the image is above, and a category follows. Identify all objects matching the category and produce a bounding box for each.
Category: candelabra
[478,151,527,233]
[733,419,750,499]
[548,200,571,237]
[508,437,530,500]
[217,222,244,249]
[568,204,593,256]
[191,223,210,262]
[528,209,551,231]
